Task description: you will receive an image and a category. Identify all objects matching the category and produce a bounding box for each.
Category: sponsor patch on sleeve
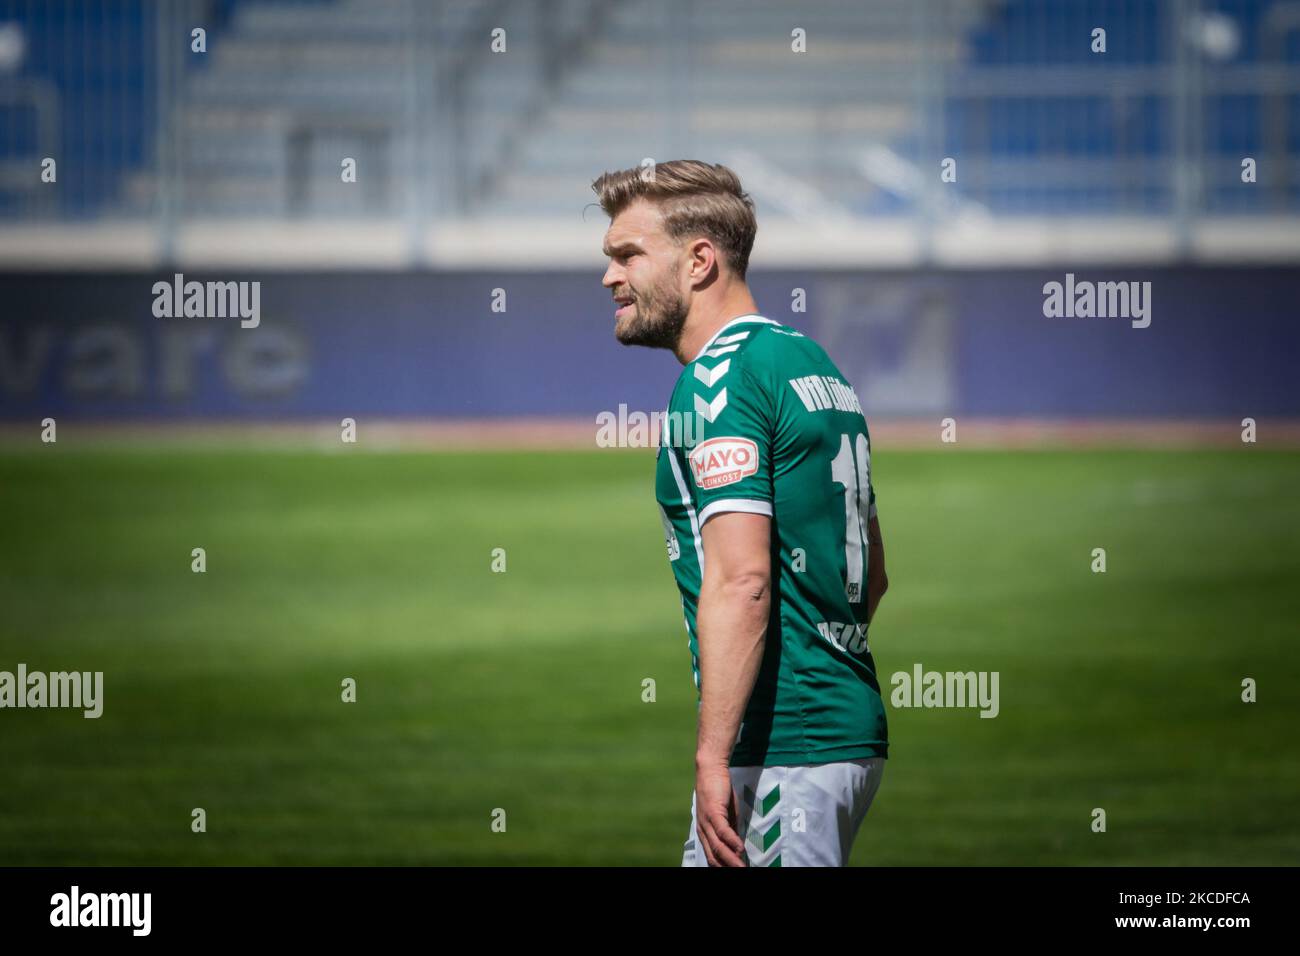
[688,436,759,489]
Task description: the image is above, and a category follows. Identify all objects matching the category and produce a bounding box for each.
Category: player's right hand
[696,766,748,867]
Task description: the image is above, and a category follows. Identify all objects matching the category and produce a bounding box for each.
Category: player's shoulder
[737,317,821,370]
[684,314,818,382]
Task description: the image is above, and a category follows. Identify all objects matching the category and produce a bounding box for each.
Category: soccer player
[593,160,891,867]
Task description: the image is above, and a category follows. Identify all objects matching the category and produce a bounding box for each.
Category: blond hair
[591,160,757,279]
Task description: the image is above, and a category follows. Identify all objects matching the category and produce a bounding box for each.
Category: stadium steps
[111,0,993,220]
[474,0,989,219]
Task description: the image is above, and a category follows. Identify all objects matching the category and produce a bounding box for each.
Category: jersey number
[830,433,871,603]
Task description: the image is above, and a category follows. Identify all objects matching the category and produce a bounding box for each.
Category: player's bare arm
[694,511,771,867]
[866,515,888,625]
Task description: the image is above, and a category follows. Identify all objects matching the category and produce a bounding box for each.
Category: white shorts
[681,758,885,867]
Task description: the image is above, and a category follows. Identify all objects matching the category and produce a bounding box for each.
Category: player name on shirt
[817,620,870,655]
[788,375,864,414]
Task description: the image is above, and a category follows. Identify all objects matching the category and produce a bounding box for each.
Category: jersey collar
[690,313,779,363]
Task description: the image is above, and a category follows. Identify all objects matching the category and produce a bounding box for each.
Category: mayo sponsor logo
[689,437,759,489]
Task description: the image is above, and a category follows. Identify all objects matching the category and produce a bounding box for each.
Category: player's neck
[675,293,760,365]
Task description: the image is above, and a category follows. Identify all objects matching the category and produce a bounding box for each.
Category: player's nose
[601,261,623,288]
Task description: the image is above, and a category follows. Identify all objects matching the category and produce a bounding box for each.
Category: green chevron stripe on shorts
[742,784,783,866]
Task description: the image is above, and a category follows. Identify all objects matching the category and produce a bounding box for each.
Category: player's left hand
[696,765,747,867]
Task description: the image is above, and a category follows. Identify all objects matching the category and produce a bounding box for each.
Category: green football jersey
[654,314,888,767]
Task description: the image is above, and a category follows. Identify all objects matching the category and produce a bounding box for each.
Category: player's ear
[685,237,716,284]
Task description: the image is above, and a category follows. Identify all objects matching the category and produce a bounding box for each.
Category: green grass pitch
[0,446,1297,865]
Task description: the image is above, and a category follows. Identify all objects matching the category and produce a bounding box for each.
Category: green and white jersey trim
[663,432,703,568]
[690,314,780,363]
[697,497,774,525]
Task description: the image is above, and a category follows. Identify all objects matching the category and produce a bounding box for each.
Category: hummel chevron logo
[694,389,728,422]
[703,344,740,358]
[739,783,782,867]
[701,330,751,359]
[713,331,751,345]
[693,359,730,388]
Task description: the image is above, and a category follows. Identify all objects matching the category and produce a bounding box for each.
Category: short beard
[614,283,688,351]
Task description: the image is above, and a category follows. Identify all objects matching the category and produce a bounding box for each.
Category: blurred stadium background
[0,0,1297,866]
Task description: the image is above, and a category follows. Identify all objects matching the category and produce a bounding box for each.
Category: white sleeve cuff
[698,498,774,525]
[868,501,878,519]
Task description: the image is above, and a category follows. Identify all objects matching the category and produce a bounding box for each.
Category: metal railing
[0,0,1296,265]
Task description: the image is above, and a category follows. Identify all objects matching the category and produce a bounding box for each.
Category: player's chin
[613,315,645,345]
